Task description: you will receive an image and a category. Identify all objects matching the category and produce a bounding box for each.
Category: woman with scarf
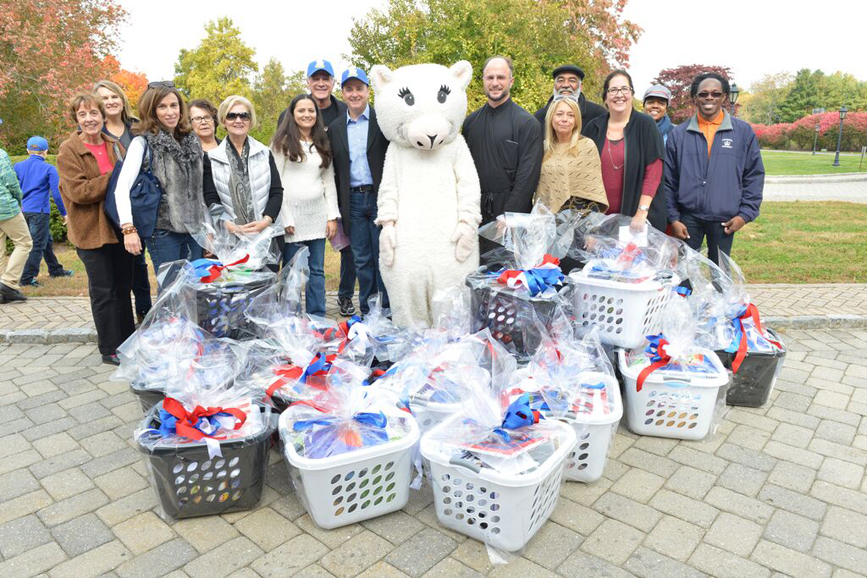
[202,95,284,270]
[114,82,209,275]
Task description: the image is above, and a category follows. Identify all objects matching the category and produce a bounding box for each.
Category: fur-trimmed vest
[207,137,273,224]
[145,130,206,234]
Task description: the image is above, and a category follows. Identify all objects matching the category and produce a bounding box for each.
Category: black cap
[552,65,585,81]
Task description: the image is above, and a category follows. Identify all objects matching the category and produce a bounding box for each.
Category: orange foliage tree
[105,55,149,109]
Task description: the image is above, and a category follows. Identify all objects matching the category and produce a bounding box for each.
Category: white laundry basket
[570,262,678,349]
[420,415,576,552]
[412,400,462,434]
[279,410,420,529]
[619,348,729,441]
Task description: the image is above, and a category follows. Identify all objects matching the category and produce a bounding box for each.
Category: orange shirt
[697,110,724,158]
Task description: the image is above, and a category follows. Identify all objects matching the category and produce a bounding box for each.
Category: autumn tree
[348,0,599,113]
[174,17,258,104]
[250,59,307,142]
[739,72,792,125]
[651,64,733,123]
[0,0,126,153]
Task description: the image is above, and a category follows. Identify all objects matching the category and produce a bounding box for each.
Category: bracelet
[121,226,137,236]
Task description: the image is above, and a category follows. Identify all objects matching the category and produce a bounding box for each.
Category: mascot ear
[370,65,394,92]
[449,60,473,91]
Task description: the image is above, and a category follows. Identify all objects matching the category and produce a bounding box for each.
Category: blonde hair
[543,98,583,159]
[218,95,257,130]
[93,80,138,124]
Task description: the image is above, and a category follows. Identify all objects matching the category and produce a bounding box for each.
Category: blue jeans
[338,246,356,300]
[349,192,389,315]
[283,238,326,317]
[145,229,203,287]
[680,213,735,266]
[21,212,64,283]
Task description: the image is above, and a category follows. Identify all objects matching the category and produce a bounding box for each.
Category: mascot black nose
[427,135,437,147]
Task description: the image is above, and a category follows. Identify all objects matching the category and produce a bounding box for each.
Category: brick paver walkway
[1,328,866,577]
[2,285,866,335]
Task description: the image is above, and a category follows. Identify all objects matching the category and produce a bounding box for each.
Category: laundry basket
[570,261,678,349]
[279,409,420,529]
[619,348,729,441]
[716,328,786,407]
[421,415,576,552]
[194,272,273,340]
[130,380,165,414]
[136,400,276,519]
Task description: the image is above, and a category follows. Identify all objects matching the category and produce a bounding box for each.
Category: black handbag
[106,138,163,238]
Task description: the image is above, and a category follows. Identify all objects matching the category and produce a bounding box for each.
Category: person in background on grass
[665,72,764,264]
[94,80,151,323]
[114,81,208,277]
[189,99,221,154]
[14,136,73,288]
[278,59,356,317]
[328,67,390,317]
[202,95,284,270]
[533,64,607,135]
[583,69,668,232]
[0,118,33,304]
[643,84,676,145]
[56,95,134,365]
[272,94,340,318]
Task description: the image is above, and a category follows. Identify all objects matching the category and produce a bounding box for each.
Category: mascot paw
[451,222,476,263]
[380,222,396,267]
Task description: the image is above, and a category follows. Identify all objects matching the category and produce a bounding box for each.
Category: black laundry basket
[194,274,272,340]
[137,400,276,519]
[716,328,786,407]
[466,266,565,360]
[130,380,165,414]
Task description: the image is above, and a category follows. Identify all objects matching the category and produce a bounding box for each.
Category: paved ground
[2,285,866,336]
[763,179,867,203]
[1,328,866,578]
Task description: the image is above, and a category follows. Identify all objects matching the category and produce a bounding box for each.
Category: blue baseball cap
[27,136,49,152]
[341,67,369,86]
[307,59,335,78]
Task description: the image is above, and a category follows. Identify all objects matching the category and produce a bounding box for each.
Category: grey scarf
[227,138,255,225]
[146,130,205,234]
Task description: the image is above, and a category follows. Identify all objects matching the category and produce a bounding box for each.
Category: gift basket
[188,223,279,340]
[619,298,730,440]
[686,251,786,407]
[420,359,576,554]
[134,373,276,519]
[468,205,575,359]
[279,360,420,529]
[508,328,621,483]
[568,215,680,349]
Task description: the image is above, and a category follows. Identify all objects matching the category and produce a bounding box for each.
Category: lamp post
[832,105,848,167]
[729,82,740,117]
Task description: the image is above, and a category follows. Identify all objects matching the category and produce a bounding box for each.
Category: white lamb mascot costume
[371,61,481,327]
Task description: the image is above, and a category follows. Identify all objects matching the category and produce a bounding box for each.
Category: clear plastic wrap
[244,245,309,329]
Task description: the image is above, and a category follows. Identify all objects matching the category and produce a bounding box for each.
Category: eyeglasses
[148,80,175,89]
[226,112,252,122]
[696,91,725,99]
[191,116,214,124]
[606,87,633,96]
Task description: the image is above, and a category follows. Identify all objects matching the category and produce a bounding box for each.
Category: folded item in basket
[289,405,406,459]
[190,255,251,283]
[266,352,335,398]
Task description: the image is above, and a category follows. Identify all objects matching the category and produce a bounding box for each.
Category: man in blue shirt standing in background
[14,136,73,287]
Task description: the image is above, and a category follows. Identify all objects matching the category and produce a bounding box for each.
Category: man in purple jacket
[14,136,73,286]
[664,72,764,264]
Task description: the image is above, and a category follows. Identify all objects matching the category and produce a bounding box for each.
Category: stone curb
[1,315,866,344]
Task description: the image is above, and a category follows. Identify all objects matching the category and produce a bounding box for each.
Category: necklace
[607,138,623,171]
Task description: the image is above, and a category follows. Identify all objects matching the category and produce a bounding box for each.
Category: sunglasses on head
[697,91,725,99]
[148,80,175,89]
[226,112,252,121]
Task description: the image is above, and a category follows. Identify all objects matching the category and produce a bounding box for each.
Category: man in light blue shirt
[327,67,390,316]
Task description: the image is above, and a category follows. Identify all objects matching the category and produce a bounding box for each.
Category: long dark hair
[271,94,331,169]
[134,85,192,139]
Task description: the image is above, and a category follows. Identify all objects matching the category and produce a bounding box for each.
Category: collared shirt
[697,110,724,158]
[14,154,66,215]
[346,105,373,187]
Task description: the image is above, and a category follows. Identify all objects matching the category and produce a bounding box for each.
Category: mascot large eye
[397,87,415,106]
[438,85,451,104]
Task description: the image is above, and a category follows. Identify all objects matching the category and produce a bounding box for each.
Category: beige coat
[535,137,608,213]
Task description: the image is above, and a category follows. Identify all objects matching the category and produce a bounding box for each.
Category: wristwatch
[638,204,650,212]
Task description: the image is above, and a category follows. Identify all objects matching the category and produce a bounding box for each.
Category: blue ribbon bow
[494,393,543,442]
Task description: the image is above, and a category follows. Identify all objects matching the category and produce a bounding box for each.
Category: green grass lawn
[761,150,867,175]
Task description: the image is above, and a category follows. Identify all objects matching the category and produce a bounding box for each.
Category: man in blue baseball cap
[14,136,73,287]
[327,66,390,316]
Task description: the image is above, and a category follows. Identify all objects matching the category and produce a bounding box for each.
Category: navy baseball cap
[341,67,369,86]
[27,136,49,151]
[307,59,335,78]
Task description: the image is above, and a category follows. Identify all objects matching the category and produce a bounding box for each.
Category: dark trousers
[681,213,735,266]
[21,212,64,283]
[77,242,135,355]
[349,191,389,315]
[131,253,151,316]
[338,246,356,300]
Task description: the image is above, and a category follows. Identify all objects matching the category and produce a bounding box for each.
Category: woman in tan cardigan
[56,93,134,365]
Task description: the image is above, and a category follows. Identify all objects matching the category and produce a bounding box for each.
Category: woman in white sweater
[271,94,340,317]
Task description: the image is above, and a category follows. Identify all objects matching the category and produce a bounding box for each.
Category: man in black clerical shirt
[533,64,606,135]
[462,55,543,256]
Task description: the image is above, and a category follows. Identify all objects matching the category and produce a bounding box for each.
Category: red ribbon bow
[161,397,247,441]
[732,304,782,373]
[199,255,250,283]
[636,337,671,392]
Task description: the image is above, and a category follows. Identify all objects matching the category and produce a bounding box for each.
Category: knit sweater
[0,149,23,221]
[273,141,340,243]
[535,138,608,213]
